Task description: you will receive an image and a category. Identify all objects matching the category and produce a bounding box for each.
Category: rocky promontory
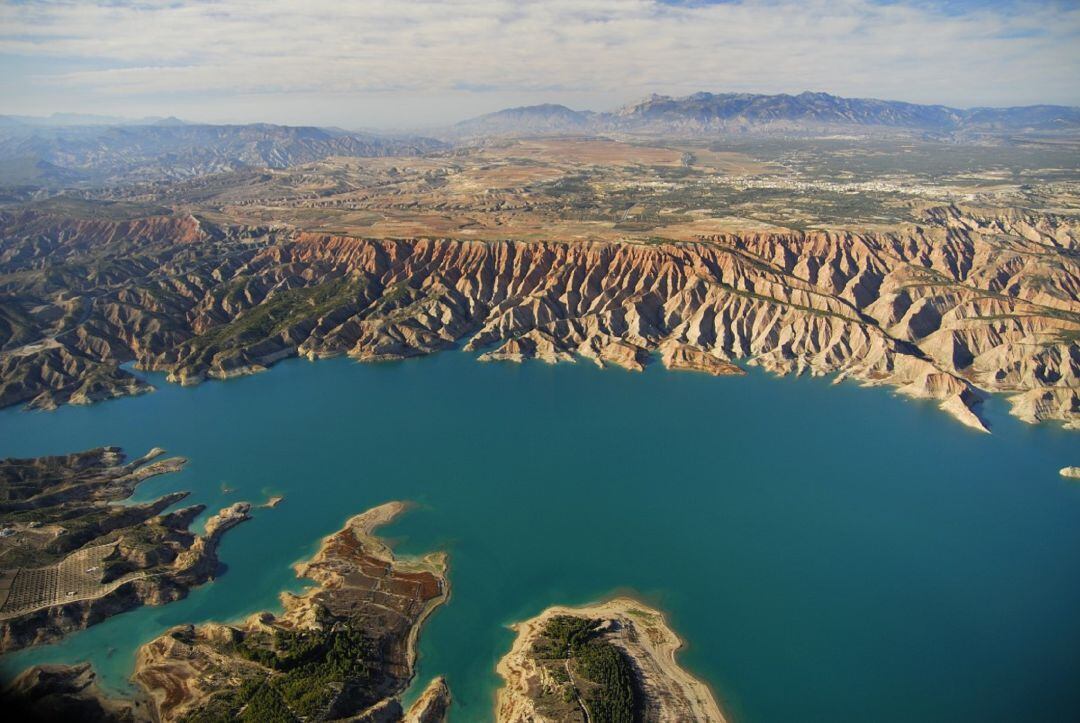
[496,597,725,723]
[659,339,746,377]
[404,676,452,722]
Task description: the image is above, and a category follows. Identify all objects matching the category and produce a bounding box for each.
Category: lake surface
[1,352,1079,722]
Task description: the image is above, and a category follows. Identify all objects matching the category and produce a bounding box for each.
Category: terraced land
[0,543,146,620]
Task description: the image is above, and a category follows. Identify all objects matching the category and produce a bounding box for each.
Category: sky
[1,0,1078,129]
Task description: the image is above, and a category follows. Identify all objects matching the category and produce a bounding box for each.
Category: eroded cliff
[1,204,1077,430]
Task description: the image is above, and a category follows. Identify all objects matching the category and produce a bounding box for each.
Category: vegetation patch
[531,615,641,723]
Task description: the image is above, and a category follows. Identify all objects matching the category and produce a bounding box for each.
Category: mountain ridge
[0,122,447,187]
[448,90,1080,138]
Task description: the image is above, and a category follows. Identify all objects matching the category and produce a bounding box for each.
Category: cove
[1,352,1079,722]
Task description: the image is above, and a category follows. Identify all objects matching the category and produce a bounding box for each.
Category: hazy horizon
[2,0,1080,129]
[6,85,1080,133]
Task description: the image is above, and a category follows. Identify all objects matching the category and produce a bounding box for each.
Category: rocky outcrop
[169,502,251,578]
[1,205,1077,430]
[0,210,209,269]
[659,339,745,376]
[404,676,451,723]
[496,597,725,723]
[1060,467,1080,479]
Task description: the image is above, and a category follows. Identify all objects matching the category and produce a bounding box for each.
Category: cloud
[1,0,1078,126]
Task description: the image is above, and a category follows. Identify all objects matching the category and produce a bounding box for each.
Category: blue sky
[1,0,1077,128]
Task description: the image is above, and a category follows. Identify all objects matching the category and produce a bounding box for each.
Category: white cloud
[1,0,1078,127]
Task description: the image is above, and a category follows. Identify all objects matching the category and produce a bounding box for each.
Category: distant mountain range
[2,91,1078,191]
[449,103,598,137]
[0,113,186,128]
[448,91,1080,138]
[0,122,446,187]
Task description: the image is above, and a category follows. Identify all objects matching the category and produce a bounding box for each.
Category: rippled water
[1,352,1078,722]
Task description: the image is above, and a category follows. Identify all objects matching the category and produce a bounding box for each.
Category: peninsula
[0,447,250,653]
[496,597,725,723]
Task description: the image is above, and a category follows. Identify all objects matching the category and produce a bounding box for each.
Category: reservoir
[1,352,1078,722]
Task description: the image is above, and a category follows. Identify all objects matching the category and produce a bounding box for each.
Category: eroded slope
[1,204,1077,430]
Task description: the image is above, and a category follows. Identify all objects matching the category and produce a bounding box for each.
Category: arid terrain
[4,0,1080,709]
[0,96,1078,719]
[0,134,1076,431]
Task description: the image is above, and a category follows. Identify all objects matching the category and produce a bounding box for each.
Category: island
[0,447,250,653]
[496,597,725,723]
[262,495,285,508]
[3,501,451,722]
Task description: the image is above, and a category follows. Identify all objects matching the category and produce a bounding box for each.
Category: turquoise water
[1,352,1079,722]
